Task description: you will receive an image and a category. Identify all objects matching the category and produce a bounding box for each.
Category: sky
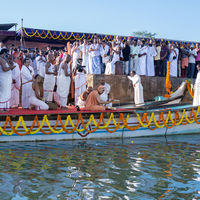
[0,0,200,42]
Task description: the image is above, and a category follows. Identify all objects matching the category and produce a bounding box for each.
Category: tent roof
[16,27,199,45]
[0,23,17,31]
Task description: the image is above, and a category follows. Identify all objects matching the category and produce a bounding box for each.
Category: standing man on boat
[56,54,71,110]
[0,48,16,110]
[193,65,200,106]
[128,71,144,106]
[21,58,34,109]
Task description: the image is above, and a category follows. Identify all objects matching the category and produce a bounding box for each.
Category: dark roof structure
[0,23,17,42]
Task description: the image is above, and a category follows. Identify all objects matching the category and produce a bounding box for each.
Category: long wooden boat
[0,81,198,142]
[0,103,199,142]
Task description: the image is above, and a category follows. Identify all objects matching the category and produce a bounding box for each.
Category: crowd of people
[0,35,199,111]
[0,41,115,111]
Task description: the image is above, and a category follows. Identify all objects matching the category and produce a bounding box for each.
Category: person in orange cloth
[85,85,113,111]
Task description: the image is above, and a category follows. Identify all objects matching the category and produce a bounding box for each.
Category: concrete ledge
[86,75,194,104]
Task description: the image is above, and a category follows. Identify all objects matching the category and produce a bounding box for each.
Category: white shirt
[130,45,140,59]
[189,49,197,64]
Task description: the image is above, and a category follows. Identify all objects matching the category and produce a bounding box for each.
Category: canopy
[17,27,199,46]
[17,27,127,44]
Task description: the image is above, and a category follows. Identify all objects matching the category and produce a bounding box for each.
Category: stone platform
[86,75,194,104]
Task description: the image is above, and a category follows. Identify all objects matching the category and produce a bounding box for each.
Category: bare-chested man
[29,74,49,110]
[85,85,113,111]
[76,86,93,109]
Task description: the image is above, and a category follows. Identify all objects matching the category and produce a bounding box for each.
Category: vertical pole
[14,23,17,47]
[20,18,23,48]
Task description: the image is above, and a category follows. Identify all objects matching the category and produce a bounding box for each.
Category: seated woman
[29,75,49,110]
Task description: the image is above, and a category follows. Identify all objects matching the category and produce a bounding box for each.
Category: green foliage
[132,30,157,38]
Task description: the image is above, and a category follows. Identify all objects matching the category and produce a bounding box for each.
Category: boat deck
[0,107,136,116]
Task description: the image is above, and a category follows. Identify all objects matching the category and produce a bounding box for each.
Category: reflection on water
[0,135,200,199]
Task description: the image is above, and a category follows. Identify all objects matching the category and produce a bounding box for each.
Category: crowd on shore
[0,35,199,111]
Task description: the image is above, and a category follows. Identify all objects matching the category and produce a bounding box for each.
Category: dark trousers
[194,61,200,78]
[181,68,187,77]
[154,60,160,76]
[160,59,167,77]
[187,63,195,78]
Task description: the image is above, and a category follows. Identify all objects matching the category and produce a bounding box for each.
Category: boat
[0,75,198,143]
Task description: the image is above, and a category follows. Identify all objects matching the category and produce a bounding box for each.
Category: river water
[0,134,200,200]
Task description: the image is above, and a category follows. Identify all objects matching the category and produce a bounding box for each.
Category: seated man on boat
[99,78,113,107]
[85,85,113,111]
[128,70,144,107]
[76,86,93,110]
[193,65,200,106]
[29,74,49,110]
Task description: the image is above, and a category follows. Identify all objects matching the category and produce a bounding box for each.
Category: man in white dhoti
[99,78,112,107]
[80,39,89,73]
[43,54,57,102]
[21,58,34,109]
[0,49,15,110]
[36,50,46,79]
[101,40,110,74]
[128,71,144,106]
[56,54,71,109]
[89,39,101,74]
[105,42,120,75]
[169,45,179,77]
[193,65,200,106]
[74,59,87,106]
[10,62,21,108]
[29,75,49,110]
[130,39,140,73]
[137,41,148,76]
[72,41,81,71]
[146,40,157,76]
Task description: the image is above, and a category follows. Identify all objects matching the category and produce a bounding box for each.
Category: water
[0,135,200,200]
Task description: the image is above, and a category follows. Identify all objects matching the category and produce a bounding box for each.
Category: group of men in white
[0,47,114,110]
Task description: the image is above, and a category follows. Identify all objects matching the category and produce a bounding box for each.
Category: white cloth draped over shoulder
[169,48,179,77]
[146,46,157,76]
[105,45,120,75]
[21,65,34,108]
[128,74,144,106]
[10,62,21,107]
[74,72,87,106]
[81,44,89,73]
[137,46,148,76]
[36,56,46,78]
[100,82,112,107]
[43,63,56,102]
[193,72,200,106]
[56,62,71,107]
[29,85,49,110]
[72,47,81,70]
[89,44,101,74]
[0,62,12,109]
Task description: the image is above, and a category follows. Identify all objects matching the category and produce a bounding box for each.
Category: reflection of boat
[0,81,198,142]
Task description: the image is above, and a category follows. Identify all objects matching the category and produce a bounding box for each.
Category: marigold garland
[1,107,200,137]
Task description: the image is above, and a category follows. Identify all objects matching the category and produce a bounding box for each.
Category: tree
[132,31,157,38]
